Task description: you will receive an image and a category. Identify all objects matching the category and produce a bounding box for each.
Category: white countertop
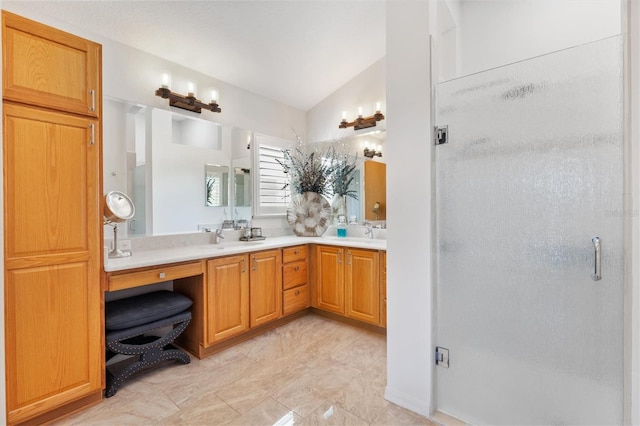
[104,235,386,272]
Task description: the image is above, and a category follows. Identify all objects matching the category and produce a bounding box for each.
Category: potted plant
[328,145,358,223]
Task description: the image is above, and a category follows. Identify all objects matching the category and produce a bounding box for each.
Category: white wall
[384,0,434,417]
[459,0,621,77]
[627,1,640,423]
[307,58,386,144]
[436,0,462,81]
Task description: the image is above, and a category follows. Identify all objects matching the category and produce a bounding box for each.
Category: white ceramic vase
[286,192,331,237]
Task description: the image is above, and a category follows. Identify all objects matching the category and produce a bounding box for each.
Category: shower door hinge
[435,125,448,145]
[435,346,450,368]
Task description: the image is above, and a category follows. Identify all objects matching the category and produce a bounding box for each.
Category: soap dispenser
[337,216,347,238]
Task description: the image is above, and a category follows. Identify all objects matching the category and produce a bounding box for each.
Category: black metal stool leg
[105,312,191,397]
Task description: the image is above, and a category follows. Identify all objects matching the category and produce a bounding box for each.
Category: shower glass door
[435,36,624,425]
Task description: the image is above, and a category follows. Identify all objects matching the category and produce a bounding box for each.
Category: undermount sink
[322,236,382,244]
[198,241,265,250]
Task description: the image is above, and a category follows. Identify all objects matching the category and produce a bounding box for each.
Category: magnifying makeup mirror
[103,191,135,258]
[372,201,381,220]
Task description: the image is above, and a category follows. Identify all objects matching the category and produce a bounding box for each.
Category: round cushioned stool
[105,290,192,397]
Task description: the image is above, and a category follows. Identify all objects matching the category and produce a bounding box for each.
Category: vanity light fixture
[155,73,221,114]
[363,141,382,158]
[339,102,385,130]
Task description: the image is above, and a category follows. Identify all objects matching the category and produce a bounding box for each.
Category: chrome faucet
[213,229,225,244]
[364,222,374,239]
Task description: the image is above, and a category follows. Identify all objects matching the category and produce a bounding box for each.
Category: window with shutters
[253,134,294,217]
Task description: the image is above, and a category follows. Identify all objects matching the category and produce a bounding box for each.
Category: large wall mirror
[313,130,386,223]
[104,97,241,236]
[104,97,384,236]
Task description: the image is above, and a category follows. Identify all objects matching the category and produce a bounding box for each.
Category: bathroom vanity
[103,236,387,359]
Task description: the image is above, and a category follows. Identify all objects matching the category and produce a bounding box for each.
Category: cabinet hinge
[435,346,449,368]
[435,125,448,145]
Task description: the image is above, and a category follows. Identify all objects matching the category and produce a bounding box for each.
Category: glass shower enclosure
[435,36,624,424]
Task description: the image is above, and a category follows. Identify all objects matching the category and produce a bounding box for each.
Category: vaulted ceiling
[11,1,386,111]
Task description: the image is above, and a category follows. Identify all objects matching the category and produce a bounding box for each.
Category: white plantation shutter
[253,134,294,217]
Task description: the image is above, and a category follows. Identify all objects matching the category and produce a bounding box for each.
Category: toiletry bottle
[337,216,347,238]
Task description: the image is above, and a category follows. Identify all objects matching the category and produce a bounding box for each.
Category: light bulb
[358,106,363,118]
[342,111,347,120]
[209,88,219,104]
[160,72,171,89]
[376,101,381,112]
[187,81,196,97]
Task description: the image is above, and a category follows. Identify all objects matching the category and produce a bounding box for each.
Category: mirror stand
[106,222,132,258]
[103,191,135,258]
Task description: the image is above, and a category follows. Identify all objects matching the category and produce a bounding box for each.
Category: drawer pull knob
[294,266,300,271]
[294,250,299,254]
[295,290,300,296]
[159,272,166,279]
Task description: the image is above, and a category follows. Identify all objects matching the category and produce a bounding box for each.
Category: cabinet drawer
[283,284,309,315]
[108,262,203,291]
[283,260,307,290]
[283,245,307,263]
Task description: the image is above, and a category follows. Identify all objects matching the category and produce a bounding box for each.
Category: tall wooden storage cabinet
[2,11,103,425]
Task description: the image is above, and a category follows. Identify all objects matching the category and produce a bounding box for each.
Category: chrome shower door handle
[592,236,601,281]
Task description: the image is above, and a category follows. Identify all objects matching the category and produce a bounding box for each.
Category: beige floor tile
[55,385,180,425]
[299,402,369,426]
[159,388,240,425]
[370,402,436,426]
[223,397,303,426]
[53,314,433,426]
[271,370,329,417]
[330,365,388,423]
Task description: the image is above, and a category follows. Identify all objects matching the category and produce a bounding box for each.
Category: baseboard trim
[384,386,431,418]
[431,410,468,426]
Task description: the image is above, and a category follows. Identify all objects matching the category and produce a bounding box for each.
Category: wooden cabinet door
[250,249,282,327]
[345,248,380,325]
[206,255,249,344]
[380,251,387,327]
[3,103,101,424]
[315,245,345,314]
[2,11,101,117]
[364,161,386,221]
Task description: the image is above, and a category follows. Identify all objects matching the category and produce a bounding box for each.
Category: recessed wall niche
[171,114,222,149]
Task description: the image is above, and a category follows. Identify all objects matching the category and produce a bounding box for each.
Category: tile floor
[55,314,434,425]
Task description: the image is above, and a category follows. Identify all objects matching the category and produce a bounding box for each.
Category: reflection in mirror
[151,108,226,234]
[103,97,148,237]
[205,164,229,207]
[106,97,237,236]
[313,129,385,224]
[233,167,251,207]
[231,127,253,221]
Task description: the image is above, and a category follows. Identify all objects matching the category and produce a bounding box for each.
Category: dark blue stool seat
[105,291,192,398]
